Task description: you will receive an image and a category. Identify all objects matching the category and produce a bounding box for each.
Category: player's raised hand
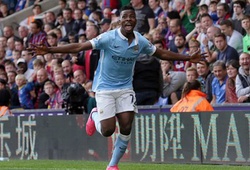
[189,49,207,63]
[27,42,49,55]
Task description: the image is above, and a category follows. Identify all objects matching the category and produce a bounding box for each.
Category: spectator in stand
[170,80,214,112]
[3,26,17,40]
[202,25,221,63]
[63,8,75,36]
[242,15,250,53]
[14,38,24,51]
[20,4,42,28]
[43,53,53,79]
[173,34,189,71]
[55,12,67,38]
[216,3,230,25]
[213,33,239,63]
[15,74,36,109]
[72,8,86,35]
[159,0,170,18]
[178,0,199,33]
[73,69,96,113]
[236,53,250,103]
[196,4,209,22]
[188,38,200,63]
[26,19,48,48]
[34,68,49,108]
[62,60,74,83]
[245,0,250,15]
[208,0,219,24]
[43,23,55,34]
[186,67,198,82]
[18,26,29,40]
[50,28,63,42]
[16,58,34,82]
[73,69,88,85]
[149,28,165,47]
[21,49,35,69]
[85,0,101,20]
[44,80,62,109]
[196,60,214,102]
[149,0,163,27]
[77,0,87,13]
[131,0,155,34]
[58,0,67,12]
[12,50,21,66]
[161,60,186,104]
[0,36,7,49]
[99,18,111,33]
[54,73,66,92]
[110,8,120,22]
[6,37,15,59]
[232,0,246,35]
[47,32,58,47]
[156,16,168,38]
[4,60,16,73]
[219,19,243,54]
[30,58,44,82]
[211,60,228,104]
[102,7,112,20]
[15,0,28,12]
[166,18,183,52]
[186,19,202,42]
[69,0,77,12]
[225,59,240,103]
[0,88,12,116]
[44,11,56,26]
[7,71,20,109]
[91,10,103,25]
[198,13,214,52]
[0,3,10,18]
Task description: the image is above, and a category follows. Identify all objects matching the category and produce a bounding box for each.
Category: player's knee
[120,125,132,135]
[101,128,115,137]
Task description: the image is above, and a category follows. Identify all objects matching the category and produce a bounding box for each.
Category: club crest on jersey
[134,45,139,52]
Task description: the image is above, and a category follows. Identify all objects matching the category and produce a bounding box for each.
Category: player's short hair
[120,4,135,12]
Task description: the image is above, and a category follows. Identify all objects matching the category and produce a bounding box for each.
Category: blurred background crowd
[0,0,248,114]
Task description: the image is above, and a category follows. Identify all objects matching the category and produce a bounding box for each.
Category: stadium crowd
[0,0,249,114]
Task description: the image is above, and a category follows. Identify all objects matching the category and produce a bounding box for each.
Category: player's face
[120,9,136,33]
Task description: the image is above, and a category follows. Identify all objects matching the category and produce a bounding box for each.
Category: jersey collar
[117,28,138,46]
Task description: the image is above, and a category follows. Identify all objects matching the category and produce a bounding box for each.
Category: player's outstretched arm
[153,48,202,63]
[28,41,93,55]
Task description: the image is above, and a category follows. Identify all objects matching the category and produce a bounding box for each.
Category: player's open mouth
[125,25,133,30]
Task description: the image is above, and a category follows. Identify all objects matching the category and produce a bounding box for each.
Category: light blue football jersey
[89,28,156,92]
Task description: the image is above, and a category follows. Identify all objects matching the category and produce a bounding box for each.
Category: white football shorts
[95,89,138,121]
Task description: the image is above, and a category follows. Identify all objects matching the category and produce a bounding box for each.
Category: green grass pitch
[0,160,249,170]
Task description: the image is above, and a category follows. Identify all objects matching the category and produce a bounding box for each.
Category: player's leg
[107,111,135,169]
[107,89,137,169]
[86,91,117,136]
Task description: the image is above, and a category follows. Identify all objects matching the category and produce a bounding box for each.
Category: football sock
[108,133,130,166]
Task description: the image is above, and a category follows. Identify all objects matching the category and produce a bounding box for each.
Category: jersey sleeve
[89,32,110,50]
[140,35,156,56]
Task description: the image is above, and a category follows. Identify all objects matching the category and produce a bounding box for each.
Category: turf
[0,160,249,170]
